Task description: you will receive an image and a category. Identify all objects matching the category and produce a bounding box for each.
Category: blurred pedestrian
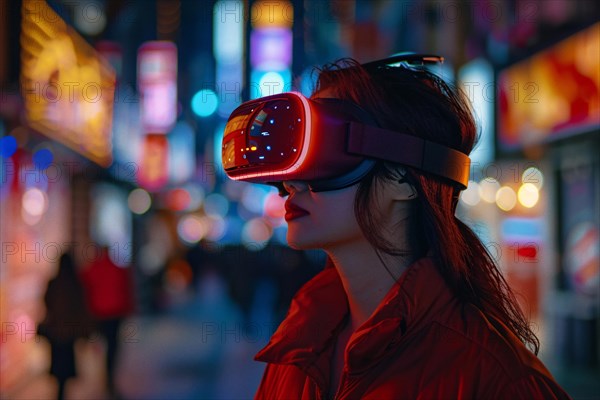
[80,245,134,398]
[38,251,92,400]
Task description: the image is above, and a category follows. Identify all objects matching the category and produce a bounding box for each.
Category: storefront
[495,22,599,367]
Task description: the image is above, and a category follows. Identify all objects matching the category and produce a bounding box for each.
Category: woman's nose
[282,180,309,194]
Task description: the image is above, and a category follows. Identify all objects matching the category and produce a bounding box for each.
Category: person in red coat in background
[80,245,134,398]
[225,56,572,399]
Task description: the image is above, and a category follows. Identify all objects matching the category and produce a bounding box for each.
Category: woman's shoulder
[421,304,570,398]
[431,304,534,370]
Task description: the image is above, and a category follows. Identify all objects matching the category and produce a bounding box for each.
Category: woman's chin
[286,232,319,251]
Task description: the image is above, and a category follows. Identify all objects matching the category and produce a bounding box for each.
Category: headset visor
[222,94,308,175]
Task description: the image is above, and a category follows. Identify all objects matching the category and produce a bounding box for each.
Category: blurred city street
[7,277,270,400]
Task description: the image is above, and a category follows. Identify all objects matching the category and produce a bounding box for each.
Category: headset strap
[346,122,471,189]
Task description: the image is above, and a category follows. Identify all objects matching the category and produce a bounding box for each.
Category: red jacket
[254,257,570,399]
[80,252,134,319]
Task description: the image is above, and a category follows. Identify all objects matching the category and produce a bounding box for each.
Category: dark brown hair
[315,59,540,354]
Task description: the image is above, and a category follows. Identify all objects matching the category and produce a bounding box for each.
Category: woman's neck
[327,242,414,331]
[326,199,419,330]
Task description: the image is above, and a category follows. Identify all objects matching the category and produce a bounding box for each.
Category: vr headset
[221,54,471,195]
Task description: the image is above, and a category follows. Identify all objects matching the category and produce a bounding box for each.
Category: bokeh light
[22,188,48,225]
[191,89,219,117]
[128,188,152,214]
[177,214,207,244]
[241,217,272,250]
[258,71,285,96]
[0,135,17,158]
[522,167,544,189]
[33,148,53,170]
[22,188,48,217]
[518,183,540,208]
[73,0,107,35]
[496,186,517,211]
[478,178,500,203]
[166,188,191,211]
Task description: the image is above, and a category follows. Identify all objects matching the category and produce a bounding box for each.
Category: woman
[223,55,570,399]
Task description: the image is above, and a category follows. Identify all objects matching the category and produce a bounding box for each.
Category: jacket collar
[255,257,453,385]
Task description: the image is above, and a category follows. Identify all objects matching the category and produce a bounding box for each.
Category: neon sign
[20,0,116,166]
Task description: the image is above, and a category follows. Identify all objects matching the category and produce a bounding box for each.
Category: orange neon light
[20,0,116,166]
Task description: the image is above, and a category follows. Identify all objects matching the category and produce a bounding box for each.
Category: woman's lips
[284,201,310,221]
